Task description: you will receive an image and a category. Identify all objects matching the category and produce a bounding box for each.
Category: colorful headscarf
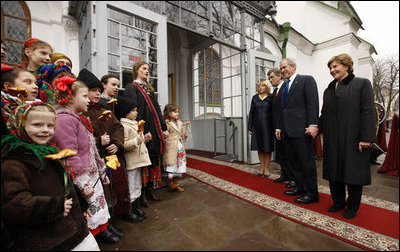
[1,102,58,171]
[34,63,73,103]
[51,53,73,69]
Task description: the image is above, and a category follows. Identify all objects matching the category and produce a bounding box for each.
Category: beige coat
[163,119,187,166]
[121,118,151,170]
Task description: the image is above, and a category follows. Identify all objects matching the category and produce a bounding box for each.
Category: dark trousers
[329,181,363,211]
[275,138,294,180]
[283,136,318,198]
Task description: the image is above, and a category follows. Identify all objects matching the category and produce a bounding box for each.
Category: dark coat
[276,74,319,138]
[122,83,167,158]
[318,73,376,185]
[1,145,89,251]
[248,94,274,152]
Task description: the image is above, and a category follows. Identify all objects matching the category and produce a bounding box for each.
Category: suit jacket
[276,74,319,138]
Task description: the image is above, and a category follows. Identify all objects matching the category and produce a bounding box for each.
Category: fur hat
[115,95,137,120]
[77,69,103,93]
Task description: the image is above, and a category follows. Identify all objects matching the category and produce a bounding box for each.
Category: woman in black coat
[122,61,168,204]
[318,53,376,219]
[248,80,274,177]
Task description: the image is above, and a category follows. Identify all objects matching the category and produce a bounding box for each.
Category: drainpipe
[281,22,290,58]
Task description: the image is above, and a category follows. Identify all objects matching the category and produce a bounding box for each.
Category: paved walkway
[98,154,398,251]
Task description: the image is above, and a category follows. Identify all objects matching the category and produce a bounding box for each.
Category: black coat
[122,83,167,158]
[276,74,319,138]
[318,73,376,185]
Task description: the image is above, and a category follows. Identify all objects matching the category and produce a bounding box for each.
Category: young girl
[116,95,152,222]
[51,76,119,244]
[163,104,188,192]
[78,68,128,237]
[22,38,53,73]
[35,63,73,103]
[1,102,100,251]
[51,52,73,70]
[1,64,39,102]
[98,74,120,110]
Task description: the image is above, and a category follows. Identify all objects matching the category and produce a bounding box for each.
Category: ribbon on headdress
[25,38,39,48]
[1,63,13,72]
[55,75,76,92]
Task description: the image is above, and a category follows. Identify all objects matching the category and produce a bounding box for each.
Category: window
[107,6,158,90]
[1,1,31,66]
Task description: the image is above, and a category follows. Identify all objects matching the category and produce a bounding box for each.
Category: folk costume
[1,102,95,251]
[117,95,151,222]
[78,69,130,218]
[163,117,187,192]
[122,79,167,200]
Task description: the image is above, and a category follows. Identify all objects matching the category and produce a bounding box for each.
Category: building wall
[26,1,80,74]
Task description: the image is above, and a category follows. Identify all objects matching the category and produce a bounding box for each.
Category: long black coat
[318,73,376,185]
[122,82,167,158]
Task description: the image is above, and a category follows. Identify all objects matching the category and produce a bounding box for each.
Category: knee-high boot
[126,201,143,223]
[134,198,147,219]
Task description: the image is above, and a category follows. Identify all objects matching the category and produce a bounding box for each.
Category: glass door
[246,50,279,164]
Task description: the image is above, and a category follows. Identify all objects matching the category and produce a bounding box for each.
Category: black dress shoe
[274,176,288,183]
[285,180,296,188]
[328,204,345,212]
[97,229,119,243]
[126,211,144,223]
[343,208,358,219]
[107,223,124,238]
[295,195,319,204]
[284,188,305,196]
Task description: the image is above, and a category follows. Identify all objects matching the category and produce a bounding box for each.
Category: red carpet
[187,157,399,250]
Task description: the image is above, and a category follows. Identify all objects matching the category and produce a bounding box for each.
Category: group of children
[1,38,189,250]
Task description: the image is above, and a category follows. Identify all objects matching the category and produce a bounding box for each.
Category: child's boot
[168,178,177,191]
[173,177,184,192]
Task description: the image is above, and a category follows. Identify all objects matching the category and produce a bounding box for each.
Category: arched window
[1,1,31,66]
[198,48,221,106]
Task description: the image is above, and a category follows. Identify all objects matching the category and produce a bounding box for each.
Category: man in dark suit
[275,58,320,204]
[268,68,295,187]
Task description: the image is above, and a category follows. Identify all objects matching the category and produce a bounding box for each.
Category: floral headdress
[34,63,73,103]
[1,102,59,171]
[54,75,77,105]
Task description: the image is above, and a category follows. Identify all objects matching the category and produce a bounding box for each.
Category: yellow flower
[44,149,77,160]
[105,155,120,170]
[98,110,112,121]
[107,98,118,104]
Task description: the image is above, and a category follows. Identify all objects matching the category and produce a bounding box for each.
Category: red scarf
[78,114,94,133]
[133,81,165,155]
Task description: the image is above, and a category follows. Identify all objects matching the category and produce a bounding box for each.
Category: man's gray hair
[281,58,296,66]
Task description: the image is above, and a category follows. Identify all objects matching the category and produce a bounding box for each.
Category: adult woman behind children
[318,53,376,219]
[122,61,168,204]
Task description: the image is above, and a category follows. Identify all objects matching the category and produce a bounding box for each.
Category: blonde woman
[248,80,274,177]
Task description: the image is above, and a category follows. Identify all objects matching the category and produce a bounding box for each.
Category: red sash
[133,81,166,155]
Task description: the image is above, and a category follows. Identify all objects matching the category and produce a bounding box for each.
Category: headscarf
[34,63,73,103]
[51,53,72,69]
[1,102,59,171]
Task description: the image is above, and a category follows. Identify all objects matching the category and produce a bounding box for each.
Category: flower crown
[54,76,77,105]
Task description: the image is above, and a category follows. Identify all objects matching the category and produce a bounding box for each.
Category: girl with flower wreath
[1,102,100,250]
[51,76,120,244]
[163,103,188,192]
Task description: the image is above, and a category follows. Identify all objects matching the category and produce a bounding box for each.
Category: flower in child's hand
[137,120,145,134]
[107,98,118,104]
[44,148,77,160]
[98,110,112,121]
[7,87,28,98]
[183,121,190,126]
[105,154,120,170]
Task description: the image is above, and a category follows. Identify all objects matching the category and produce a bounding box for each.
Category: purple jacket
[52,106,106,193]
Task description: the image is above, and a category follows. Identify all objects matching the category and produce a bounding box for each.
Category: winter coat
[52,106,106,194]
[122,83,167,158]
[120,118,151,170]
[163,119,187,166]
[1,145,89,251]
[318,73,376,185]
[84,104,125,158]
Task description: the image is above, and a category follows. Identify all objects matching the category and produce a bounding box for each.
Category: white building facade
[1,1,376,164]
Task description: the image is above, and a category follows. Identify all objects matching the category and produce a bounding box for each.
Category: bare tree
[373,54,399,118]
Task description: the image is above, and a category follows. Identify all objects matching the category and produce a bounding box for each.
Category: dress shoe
[328,204,345,212]
[285,180,296,188]
[133,199,147,219]
[107,223,124,238]
[343,208,358,219]
[284,188,305,196]
[97,229,119,243]
[126,210,144,223]
[274,175,288,183]
[295,195,319,204]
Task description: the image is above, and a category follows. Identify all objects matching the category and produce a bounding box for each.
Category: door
[247,50,280,164]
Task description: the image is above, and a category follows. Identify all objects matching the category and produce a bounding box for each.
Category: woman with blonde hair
[248,80,274,177]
